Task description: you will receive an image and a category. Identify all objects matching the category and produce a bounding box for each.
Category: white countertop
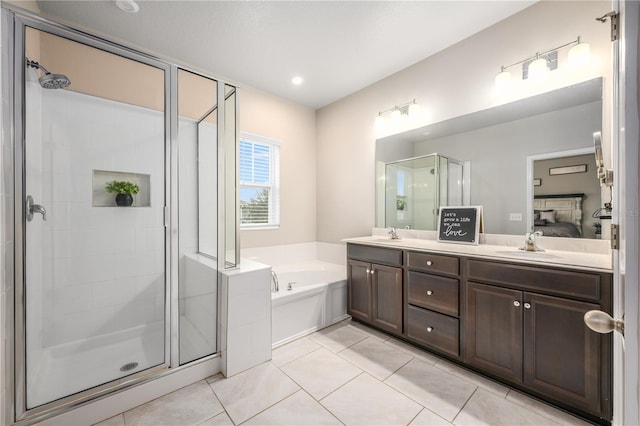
[344,236,613,272]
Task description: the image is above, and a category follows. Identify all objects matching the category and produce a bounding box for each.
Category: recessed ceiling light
[115,0,139,13]
[291,76,304,86]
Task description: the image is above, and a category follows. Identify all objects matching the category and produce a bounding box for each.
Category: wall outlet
[509,213,523,221]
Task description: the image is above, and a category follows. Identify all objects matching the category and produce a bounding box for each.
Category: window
[239,132,280,228]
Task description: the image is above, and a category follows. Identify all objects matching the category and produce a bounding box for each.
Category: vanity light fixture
[494,36,590,88]
[375,99,419,134]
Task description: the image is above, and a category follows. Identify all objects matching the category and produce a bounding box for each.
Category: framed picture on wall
[549,164,587,175]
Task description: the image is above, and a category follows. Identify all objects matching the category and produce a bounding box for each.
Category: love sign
[437,206,483,245]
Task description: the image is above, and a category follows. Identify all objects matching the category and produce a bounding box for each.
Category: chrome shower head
[26,59,71,89]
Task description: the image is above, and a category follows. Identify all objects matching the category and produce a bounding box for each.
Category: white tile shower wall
[39,89,165,347]
[220,260,271,377]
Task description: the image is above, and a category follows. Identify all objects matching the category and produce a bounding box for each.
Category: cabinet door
[523,293,603,415]
[348,260,372,322]
[465,282,523,383]
[371,264,403,334]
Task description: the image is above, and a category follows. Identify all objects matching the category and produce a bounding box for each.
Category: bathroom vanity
[345,237,613,424]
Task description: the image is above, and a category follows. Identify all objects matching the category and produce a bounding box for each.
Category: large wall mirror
[375,77,605,240]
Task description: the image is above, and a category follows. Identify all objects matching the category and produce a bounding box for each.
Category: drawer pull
[524,302,531,309]
[426,290,433,296]
[513,301,521,307]
[427,326,434,332]
[426,260,433,266]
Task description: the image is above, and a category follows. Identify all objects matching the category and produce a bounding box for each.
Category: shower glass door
[22,26,168,409]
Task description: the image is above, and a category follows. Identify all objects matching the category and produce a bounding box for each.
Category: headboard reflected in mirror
[375,77,606,240]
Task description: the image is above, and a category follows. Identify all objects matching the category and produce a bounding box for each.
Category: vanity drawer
[407,305,459,357]
[407,271,459,317]
[467,260,601,302]
[347,244,403,267]
[406,251,459,276]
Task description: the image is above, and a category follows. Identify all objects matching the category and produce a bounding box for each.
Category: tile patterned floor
[95,320,593,426]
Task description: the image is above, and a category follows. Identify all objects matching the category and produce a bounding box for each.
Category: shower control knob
[426,290,433,296]
[426,327,433,333]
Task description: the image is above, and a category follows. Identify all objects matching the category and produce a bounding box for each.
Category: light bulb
[389,109,402,127]
[494,70,512,91]
[408,103,421,119]
[568,42,591,67]
[528,57,549,80]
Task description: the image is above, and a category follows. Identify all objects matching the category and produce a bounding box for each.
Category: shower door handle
[26,195,46,221]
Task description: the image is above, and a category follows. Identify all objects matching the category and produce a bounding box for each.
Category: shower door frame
[7,7,173,424]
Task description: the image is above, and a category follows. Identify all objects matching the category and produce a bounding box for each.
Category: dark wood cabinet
[347,259,373,322]
[465,282,523,383]
[347,243,612,422]
[523,293,603,414]
[371,264,403,334]
[464,275,610,420]
[347,245,403,335]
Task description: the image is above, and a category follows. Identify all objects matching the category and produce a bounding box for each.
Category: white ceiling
[35,0,535,109]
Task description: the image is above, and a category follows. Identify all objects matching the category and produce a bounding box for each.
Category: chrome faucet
[271,270,279,293]
[522,230,544,252]
[388,226,401,240]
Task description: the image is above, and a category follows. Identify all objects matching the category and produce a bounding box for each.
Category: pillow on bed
[534,219,548,226]
[539,210,557,223]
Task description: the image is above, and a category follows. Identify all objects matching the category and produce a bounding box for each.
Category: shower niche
[377,153,469,231]
[92,170,151,207]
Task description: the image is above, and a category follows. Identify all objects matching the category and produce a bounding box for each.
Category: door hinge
[596,11,619,41]
[611,223,619,250]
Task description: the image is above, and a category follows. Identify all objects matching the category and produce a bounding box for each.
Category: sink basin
[493,250,561,260]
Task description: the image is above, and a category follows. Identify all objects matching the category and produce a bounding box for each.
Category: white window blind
[239,132,280,228]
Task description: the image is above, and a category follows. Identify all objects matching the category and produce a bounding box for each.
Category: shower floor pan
[27,321,164,409]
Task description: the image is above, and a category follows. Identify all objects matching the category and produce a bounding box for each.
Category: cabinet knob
[366,269,370,274]
[427,326,434,332]
[513,301,521,307]
[370,270,375,275]
[426,290,433,296]
[426,260,433,266]
[524,303,531,309]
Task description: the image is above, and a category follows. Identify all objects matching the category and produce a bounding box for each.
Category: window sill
[240,225,281,231]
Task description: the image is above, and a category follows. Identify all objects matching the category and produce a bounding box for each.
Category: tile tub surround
[94,319,591,426]
[346,229,613,272]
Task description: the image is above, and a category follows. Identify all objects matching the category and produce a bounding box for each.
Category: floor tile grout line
[316,371,366,404]
[451,385,479,424]
[297,387,347,426]
[273,344,324,369]
[205,379,239,425]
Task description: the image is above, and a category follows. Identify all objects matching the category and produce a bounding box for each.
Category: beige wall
[239,86,317,248]
[316,1,613,243]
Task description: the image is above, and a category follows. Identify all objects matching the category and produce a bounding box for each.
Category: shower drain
[120,362,139,372]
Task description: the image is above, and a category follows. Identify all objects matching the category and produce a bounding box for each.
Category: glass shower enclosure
[377,154,466,230]
[3,7,238,423]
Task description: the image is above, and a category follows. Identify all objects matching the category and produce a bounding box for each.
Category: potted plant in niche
[105,180,139,207]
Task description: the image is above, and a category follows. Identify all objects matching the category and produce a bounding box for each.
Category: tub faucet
[271,270,279,293]
[522,231,544,252]
[388,226,401,240]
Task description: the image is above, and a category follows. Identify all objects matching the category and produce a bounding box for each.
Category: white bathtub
[271,260,348,347]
